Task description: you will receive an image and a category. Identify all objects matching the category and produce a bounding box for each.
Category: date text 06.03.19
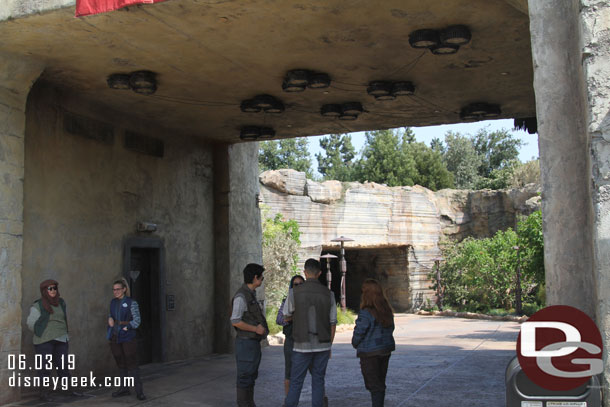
[7,354,76,371]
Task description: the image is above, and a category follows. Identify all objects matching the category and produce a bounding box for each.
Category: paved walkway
[6,314,520,407]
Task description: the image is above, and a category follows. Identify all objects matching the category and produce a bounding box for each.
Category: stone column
[580,0,610,401]
[0,52,42,405]
[527,0,595,315]
[213,141,263,353]
[529,1,610,403]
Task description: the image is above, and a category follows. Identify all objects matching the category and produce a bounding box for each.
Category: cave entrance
[320,246,410,312]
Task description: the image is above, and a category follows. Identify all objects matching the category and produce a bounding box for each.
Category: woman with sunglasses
[26,279,79,401]
[107,278,145,400]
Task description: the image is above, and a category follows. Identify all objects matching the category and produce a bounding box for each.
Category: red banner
[75,0,165,17]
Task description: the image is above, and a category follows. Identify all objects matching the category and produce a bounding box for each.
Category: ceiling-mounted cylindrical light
[482,104,501,118]
[259,127,276,139]
[391,81,415,96]
[252,94,277,109]
[459,109,479,121]
[129,71,157,95]
[264,99,285,114]
[107,73,131,90]
[430,43,460,55]
[240,126,261,141]
[308,73,331,89]
[468,103,490,115]
[282,69,310,92]
[367,81,393,98]
[240,99,261,113]
[341,102,363,116]
[439,25,471,45]
[321,104,342,117]
[338,114,358,121]
[408,29,439,49]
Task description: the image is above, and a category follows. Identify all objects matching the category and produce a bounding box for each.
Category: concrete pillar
[579,0,610,401]
[529,0,610,402]
[213,142,263,353]
[0,52,42,405]
[527,0,595,315]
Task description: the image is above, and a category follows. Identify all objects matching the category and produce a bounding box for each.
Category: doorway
[123,237,166,364]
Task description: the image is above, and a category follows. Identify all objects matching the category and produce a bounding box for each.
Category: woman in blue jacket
[351,279,395,407]
[107,278,145,400]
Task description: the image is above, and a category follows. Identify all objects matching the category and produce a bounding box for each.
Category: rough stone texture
[580,0,610,402]
[20,82,215,382]
[0,0,73,21]
[0,53,43,406]
[528,0,596,316]
[259,170,539,311]
[259,169,306,196]
[305,179,343,204]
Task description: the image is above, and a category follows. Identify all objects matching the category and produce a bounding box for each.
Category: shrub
[265,306,282,335]
[337,307,357,325]
[436,211,544,313]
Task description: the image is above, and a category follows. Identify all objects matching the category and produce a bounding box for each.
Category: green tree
[443,131,482,189]
[438,211,544,312]
[261,206,301,308]
[474,128,523,178]
[316,134,356,181]
[509,159,541,187]
[259,138,313,178]
[430,137,445,154]
[410,142,454,190]
[354,129,418,186]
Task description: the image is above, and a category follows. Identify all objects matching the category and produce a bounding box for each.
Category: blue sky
[307,119,539,176]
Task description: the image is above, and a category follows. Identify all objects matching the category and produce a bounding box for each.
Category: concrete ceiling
[0,0,535,143]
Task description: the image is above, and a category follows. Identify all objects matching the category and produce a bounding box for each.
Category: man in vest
[230,263,268,407]
[283,259,337,407]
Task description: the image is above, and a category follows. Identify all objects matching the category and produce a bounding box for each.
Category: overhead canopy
[0,0,534,142]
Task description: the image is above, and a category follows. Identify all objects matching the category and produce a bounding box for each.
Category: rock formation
[259,169,540,312]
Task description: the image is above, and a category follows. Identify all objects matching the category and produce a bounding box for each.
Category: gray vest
[232,284,268,340]
[293,280,331,343]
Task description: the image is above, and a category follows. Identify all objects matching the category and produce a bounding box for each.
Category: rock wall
[259,169,540,311]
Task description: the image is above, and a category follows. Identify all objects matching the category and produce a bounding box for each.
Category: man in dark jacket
[230,263,268,407]
[283,259,337,407]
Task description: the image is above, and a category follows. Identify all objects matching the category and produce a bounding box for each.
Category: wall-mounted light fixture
[460,102,501,121]
[130,71,157,95]
[239,126,276,141]
[107,71,158,95]
[137,222,158,233]
[240,95,285,114]
[282,69,332,92]
[409,25,471,55]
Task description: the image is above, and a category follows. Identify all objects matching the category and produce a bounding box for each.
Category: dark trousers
[235,337,262,388]
[109,339,138,370]
[34,340,71,384]
[109,339,142,394]
[359,354,391,393]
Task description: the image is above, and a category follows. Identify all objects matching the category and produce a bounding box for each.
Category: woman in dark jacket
[26,279,81,401]
[107,278,145,400]
[279,275,305,396]
[351,279,395,407]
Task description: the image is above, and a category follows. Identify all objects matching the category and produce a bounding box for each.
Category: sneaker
[112,388,131,397]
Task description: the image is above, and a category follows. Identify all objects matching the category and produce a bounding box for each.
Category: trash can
[505,356,602,407]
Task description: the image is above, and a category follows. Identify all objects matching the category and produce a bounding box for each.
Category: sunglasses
[294,282,303,286]
[113,288,124,291]
[47,286,57,292]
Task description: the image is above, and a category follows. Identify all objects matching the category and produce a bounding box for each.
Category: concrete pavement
[6,315,521,407]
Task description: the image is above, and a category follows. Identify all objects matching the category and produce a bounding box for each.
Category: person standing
[107,278,145,400]
[283,259,337,407]
[26,279,81,401]
[278,275,305,396]
[351,279,395,407]
[230,263,268,407]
